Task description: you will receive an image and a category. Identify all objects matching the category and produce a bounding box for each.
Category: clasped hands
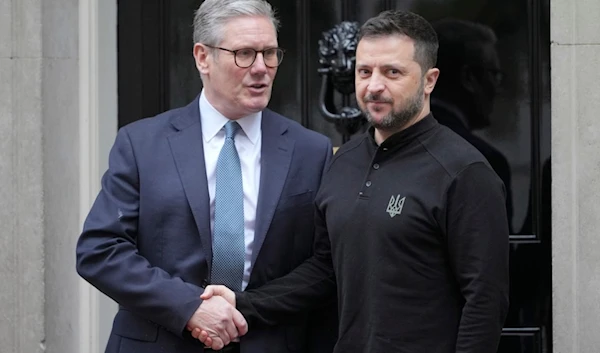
[186,285,241,350]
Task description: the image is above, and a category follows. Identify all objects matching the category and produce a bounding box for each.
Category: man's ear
[423,67,440,95]
[193,43,210,76]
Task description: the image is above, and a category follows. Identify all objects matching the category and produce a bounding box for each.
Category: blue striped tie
[211,121,245,291]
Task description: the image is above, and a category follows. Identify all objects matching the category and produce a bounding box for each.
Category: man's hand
[200,285,236,305]
[189,285,239,347]
[185,295,247,350]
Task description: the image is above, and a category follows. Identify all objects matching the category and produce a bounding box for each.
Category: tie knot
[224,121,241,140]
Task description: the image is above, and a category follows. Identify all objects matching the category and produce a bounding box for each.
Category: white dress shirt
[199,90,262,290]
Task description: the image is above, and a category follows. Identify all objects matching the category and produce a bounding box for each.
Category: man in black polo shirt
[196,10,509,353]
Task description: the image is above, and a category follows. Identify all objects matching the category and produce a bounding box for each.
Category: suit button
[373,163,380,170]
[366,181,372,187]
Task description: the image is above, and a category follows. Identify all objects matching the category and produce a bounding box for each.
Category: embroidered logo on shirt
[386,194,406,218]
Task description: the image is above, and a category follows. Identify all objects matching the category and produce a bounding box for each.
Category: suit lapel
[251,110,294,266]
[167,97,213,270]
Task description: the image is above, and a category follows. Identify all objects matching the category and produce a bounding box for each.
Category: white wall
[0,0,117,352]
[0,0,46,352]
[551,0,600,352]
[96,0,119,349]
[78,0,119,352]
[43,0,81,350]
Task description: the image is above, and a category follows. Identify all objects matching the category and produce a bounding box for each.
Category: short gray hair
[193,0,280,46]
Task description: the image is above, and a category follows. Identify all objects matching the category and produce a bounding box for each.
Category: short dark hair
[358,10,438,71]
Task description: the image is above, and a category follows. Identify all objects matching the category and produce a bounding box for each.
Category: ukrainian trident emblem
[386,195,406,218]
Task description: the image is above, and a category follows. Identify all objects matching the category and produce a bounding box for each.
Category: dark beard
[363,80,425,131]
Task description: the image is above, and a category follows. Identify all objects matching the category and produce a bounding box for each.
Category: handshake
[185,285,247,350]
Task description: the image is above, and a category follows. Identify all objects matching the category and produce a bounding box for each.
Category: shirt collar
[199,90,262,145]
[367,113,438,149]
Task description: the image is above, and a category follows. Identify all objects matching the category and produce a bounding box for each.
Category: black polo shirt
[238,114,509,353]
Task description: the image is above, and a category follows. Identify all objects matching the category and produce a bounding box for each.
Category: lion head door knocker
[318,21,365,142]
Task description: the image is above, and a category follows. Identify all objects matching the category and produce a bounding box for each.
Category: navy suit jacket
[76,96,337,353]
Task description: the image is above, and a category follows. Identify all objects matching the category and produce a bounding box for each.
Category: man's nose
[367,73,385,93]
[250,52,268,73]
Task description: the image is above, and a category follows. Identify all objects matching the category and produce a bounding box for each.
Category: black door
[118,1,551,351]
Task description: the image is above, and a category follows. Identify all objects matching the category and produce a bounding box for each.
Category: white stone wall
[552,0,600,352]
[0,0,45,352]
[0,0,81,352]
[42,0,81,352]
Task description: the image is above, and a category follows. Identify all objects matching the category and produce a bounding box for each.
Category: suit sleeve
[236,191,336,328]
[76,127,202,337]
[445,162,510,353]
[323,140,334,180]
[307,138,338,353]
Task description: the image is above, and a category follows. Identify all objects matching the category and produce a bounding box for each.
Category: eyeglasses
[204,44,285,68]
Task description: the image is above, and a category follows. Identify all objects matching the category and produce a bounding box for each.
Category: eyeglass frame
[203,44,285,68]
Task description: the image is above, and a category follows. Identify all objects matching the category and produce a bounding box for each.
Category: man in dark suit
[430,19,514,231]
[75,1,336,352]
